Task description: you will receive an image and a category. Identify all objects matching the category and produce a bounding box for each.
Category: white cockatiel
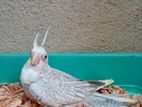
[20,28,136,107]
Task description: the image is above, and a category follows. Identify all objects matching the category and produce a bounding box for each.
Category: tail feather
[83,79,137,106]
[86,79,114,91]
[93,92,136,105]
[84,93,136,107]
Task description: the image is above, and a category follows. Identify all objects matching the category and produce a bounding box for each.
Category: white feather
[21,68,40,85]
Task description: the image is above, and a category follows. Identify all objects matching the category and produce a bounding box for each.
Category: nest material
[0,84,41,107]
[99,86,142,107]
[0,84,142,107]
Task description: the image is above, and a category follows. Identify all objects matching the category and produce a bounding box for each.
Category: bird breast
[21,68,40,85]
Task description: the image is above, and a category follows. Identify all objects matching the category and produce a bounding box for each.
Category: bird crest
[33,27,50,48]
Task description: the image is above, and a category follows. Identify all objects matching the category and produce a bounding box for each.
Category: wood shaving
[0,84,41,107]
[0,84,142,107]
[98,86,142,107]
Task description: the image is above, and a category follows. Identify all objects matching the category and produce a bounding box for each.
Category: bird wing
[29,67,96,106]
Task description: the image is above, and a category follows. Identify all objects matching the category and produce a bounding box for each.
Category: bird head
[30,28,49,66]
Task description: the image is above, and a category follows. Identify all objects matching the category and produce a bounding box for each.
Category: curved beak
[31,56,40,66]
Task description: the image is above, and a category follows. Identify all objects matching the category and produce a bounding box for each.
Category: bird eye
[30,52,32,57]
[45,55,47,59]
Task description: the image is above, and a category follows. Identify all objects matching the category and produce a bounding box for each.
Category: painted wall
[0,0,142,53]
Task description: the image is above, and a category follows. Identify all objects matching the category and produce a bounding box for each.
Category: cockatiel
[20,28,136,107]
